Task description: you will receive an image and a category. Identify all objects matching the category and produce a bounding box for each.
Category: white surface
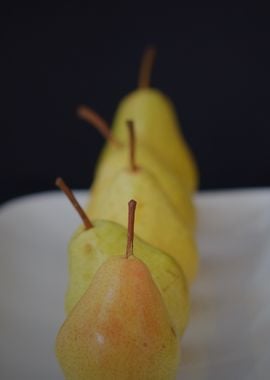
[0,189,270,380]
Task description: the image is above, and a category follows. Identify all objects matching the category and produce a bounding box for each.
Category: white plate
[0,189,270,380]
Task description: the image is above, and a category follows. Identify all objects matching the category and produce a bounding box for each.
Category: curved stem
[138,46,156,88]
[77,105,121,147]
[125,200,137,258]
[55,177,93,229]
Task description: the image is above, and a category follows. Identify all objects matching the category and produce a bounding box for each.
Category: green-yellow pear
[67,221,189,337]
[87,134,199,283]
[56,178,189,337]
[55,200,180,380]
[80,118,196,230]
[93,47,198,192]
[110,88,198,193]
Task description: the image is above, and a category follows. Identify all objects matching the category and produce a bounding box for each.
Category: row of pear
[55,47,199,379]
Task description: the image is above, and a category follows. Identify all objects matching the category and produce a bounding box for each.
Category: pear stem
[138,46,156,88]
[126,120,138,172]
[55,177,93,229]
[126,200,137,258]
[77,105,121,147]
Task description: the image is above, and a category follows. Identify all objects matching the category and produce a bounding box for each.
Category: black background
[0,3,269,205]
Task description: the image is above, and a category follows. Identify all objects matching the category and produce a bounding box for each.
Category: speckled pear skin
[66,220,189,337]
[87,170,199,284]
[88,143,196,231]
[56,256,180,380]
[98,88,198,193]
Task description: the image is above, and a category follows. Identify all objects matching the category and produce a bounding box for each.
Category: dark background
[0,3,269,205]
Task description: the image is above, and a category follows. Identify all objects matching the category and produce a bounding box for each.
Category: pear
[83,119,196,230]
[56,178,189,337]
[87,130,199,283]
[55,200,180,380]
[95,47,198,192]
[67,221,189,337]
[110,88,198,192]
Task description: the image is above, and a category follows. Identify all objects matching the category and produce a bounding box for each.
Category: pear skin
[105,88,199,192]
[66,220,189,337]
[56,256,180,380]
[87,169,199,283]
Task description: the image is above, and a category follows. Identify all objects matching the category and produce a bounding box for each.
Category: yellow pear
[67,221,189,337]
[99,47,198,192]
[56,178,189,337]
[110,87,198,192]
[86,120,196,230]
[87,162,199,283]
[78,47,199,193]
[56,200,180,380]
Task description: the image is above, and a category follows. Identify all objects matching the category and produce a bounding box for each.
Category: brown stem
[55,177,93,229]
[126,120,138,171]
[138,46,156,88]
[77,105,121,147]
[125,200,137,258]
